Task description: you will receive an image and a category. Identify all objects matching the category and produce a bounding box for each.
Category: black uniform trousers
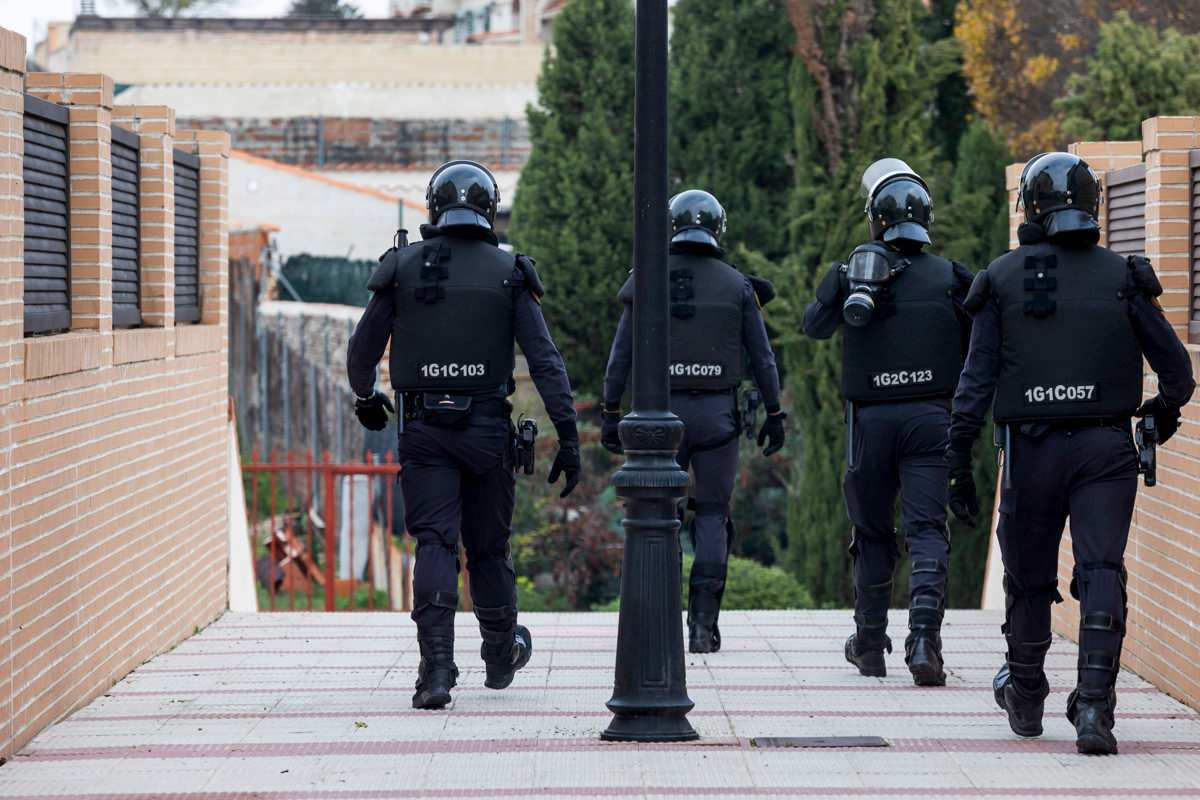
[997,422,1137,691]
[674,392,740,603]
[844,400,951,644]
[400,414,518,654]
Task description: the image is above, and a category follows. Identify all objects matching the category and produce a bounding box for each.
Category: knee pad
[911,558,948,596]
[413,590,459,623]
[1070,561,1127,609]
[474,602,517,636]
[854,578,893,632]
[466,544,514,574]
[1002,573,1063,635]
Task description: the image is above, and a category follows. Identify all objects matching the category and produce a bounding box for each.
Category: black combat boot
[992,637,1051,737]
[688,561,727,654]
[413,629,458,710]
[846,578,892,677]
[1068,646,1121,755]
[476,604,533,690]
[1067,686,1118,755]
[905,594,946,686]
[687,590,721,654]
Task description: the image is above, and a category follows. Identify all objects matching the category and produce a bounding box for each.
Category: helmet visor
[671,228,721,249]
[846,248,892,284]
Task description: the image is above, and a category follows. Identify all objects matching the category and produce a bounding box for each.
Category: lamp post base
[602,710,699,742]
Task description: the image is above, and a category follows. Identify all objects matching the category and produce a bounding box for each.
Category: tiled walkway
[2,610,1199,799]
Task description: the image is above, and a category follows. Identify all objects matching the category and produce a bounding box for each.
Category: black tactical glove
[600,406,623,454]
[354,390,394,431]
[549,440,582,498]
[946,448,980,524]
[757,410,787,456]
[1136,395,1182,444]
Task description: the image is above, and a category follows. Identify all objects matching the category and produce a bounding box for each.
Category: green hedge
[279,254,376,306]
[591,552,813,612]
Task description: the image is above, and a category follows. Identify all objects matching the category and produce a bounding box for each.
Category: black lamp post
[601,0,697,743]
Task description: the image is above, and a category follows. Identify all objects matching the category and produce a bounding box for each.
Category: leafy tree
[760,0,955,606]
[1058,13,1200,142]
[922,0,973,162]
[955,0,1200,151]
[668,0,796,260]
[287,0,364,17]
[119,0,226,15]
[508,0,635,400]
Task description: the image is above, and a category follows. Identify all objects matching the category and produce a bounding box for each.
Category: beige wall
[1003,119,1200,711]
[0,29,231,758]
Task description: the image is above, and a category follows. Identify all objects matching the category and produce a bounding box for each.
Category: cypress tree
[668,0,795,260]
[935,120,1010,606]
[508,0,635,400]
[765,0,955,606]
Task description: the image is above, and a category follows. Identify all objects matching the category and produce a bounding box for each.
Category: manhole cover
[751,736,889,749]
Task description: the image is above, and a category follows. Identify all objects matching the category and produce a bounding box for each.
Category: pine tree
[1058,13,1200,142]
[763,0,955,606]
[668,0,795,260]
[508,0,635,401]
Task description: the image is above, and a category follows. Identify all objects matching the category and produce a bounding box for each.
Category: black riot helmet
[862,158,934,247]
[669,189,727,251]
[426,160,500,230]
[1018,151,1102,238]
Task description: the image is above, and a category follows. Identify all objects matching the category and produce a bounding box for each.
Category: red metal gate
[242,451,411,612]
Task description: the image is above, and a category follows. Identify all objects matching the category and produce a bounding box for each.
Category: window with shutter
[22,95,70,336]
[1189,151,1200,344]
[112,125,140,328]
[173,149,201,324]
[1105,163,1146,258]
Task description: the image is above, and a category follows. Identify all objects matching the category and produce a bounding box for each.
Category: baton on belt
[1136,415,1157,487]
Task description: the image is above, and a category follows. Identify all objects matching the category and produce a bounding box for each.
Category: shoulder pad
[1127,255,1163,298]
[366,249,399,292]
[514,254,546,299]
[617,271,634,305]
[746,274,776,307]
[963,269,991,315]
[950,260,974,296]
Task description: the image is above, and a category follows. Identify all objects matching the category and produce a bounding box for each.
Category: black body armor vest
[385,236,516,393]
[841,250,964,402]
[666,252,746,390]
[989,241,1142,423]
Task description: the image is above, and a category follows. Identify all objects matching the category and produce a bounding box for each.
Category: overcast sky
[0,0,399,52]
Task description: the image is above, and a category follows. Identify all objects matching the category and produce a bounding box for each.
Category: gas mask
[842,243,906,327]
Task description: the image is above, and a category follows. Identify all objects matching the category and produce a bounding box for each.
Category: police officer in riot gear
[602,189,785,654]
[348,160,581,710]
[948,152,1193,755]
[802,159,974,686]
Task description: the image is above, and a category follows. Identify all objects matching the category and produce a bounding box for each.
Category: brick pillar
[112,105,175,328]
[1067,141,1143,249]
[175,130,230,332]
[1141,117,1200,338]
[0,24,26,759]
[25,73,115,339]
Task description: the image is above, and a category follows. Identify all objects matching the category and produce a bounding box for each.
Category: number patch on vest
[871,369,934,389]
[1023,384,1098,405]
[418,362,489,380]
[669,362,724,378]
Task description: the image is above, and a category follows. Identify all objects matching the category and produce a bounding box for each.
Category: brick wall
[0,28,231,759]
[1004,120,1200,711]
[180,116,530,171]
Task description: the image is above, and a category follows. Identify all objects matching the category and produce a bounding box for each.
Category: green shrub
[594,552,813,612]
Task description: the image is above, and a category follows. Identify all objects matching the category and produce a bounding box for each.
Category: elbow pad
[815,262,846,307]
[963,270,991,315]
[747,274,776,307]
[366,250,399,292]
[513,254,546,300]
[1127,255,1163,299]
